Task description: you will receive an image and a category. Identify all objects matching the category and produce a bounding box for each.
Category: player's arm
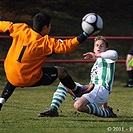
[47,32,89,55]
[100,50,118,61]
[0,21,13,33]
[83,50,118,61]
[83,52,96,60]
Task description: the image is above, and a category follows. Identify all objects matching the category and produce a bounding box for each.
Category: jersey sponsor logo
[90,65,98,79]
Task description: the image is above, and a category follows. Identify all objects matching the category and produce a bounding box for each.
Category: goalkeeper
[0,13,92,111]
[38,36,118,118]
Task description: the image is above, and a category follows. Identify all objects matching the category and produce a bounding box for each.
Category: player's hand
[83,52,96,60]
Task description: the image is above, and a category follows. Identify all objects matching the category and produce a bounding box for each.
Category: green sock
[50,86,68,111]
[87,103,109,117]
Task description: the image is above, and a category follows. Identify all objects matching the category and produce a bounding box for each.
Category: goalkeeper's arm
[77,32,90,43]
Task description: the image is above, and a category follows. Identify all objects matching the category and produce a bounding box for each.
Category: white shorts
[83,85,109,107]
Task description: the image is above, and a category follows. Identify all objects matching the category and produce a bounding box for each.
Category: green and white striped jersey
[90,58,115,92]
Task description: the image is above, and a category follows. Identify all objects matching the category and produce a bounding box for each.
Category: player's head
[93,36,109,54]
[33,13,51,36]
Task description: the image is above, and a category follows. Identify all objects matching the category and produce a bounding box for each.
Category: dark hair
[33,13,51,33]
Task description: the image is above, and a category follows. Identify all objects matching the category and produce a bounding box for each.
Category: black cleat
[123,84,133,88]
[106,106,117,118]
[38,108,59,117]
[74,84,94,97]
[123,80,133,88]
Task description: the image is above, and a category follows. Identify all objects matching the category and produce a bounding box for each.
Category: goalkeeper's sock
[87,103,110,117]
[50,85,68,111]
[1,82,16,101]
[0,82,16,111]
[59,75,77,91]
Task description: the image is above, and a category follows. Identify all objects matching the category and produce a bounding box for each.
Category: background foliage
[0,0,133,83]
[0,1,133,133]
[0,86,133,133]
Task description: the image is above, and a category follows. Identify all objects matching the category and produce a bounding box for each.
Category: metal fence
[0,35,132,63]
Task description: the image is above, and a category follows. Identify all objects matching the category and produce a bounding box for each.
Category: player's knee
[56,66,68,78]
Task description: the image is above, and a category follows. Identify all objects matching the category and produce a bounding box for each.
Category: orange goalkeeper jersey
[0,21,80,86]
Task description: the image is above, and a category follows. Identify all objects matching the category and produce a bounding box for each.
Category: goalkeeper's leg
[0,81,16,111]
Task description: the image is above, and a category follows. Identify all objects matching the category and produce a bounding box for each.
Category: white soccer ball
[81,13,103,35]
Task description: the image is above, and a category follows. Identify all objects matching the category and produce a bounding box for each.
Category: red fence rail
[0,59,126,63]
[0,35,132,64]
[0,35,132,40]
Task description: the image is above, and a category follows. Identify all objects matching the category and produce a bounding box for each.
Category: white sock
[0,98,5,105]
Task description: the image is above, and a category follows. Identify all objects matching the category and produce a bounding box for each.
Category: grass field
[0,85,133,133]
[0,0,132,132]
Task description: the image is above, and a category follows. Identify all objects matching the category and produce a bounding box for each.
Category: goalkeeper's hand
[77,31,90,43]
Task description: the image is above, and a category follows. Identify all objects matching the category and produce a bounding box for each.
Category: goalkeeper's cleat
[106,106,117,118]
[67,88,76,99]
[38,108,59,117]
[73,84,94,97]
[73,86,84,97]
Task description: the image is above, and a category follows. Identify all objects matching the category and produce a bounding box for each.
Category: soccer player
[124,44,133,87]
[0,13,91,111]
[38,36,118,118]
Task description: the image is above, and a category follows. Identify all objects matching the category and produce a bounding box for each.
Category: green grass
[0,1,132,132]
[0,85,132,133]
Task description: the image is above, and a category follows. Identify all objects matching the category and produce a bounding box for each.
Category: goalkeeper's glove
[77,32,90,43]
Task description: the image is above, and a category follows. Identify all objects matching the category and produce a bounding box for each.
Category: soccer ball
[81,13,103,35]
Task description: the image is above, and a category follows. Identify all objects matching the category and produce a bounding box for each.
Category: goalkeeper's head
[33,13,51,36]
